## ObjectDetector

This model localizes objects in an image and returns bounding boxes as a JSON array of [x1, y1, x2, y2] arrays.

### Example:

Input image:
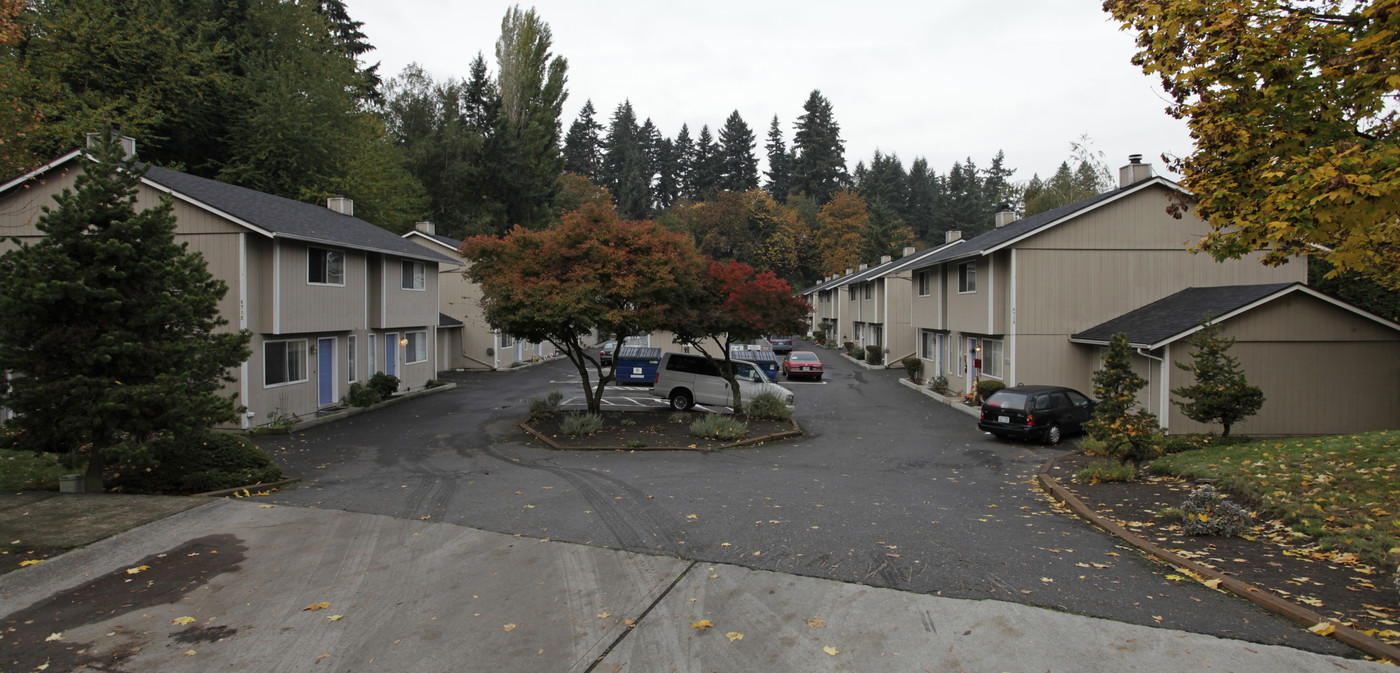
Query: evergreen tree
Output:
[[982, 150, 1015, 217], [653, 137, 680, 211], [672, 123, 694, 201], [861, 150, 910, 222], [790, 90, 847, 204], [689, 124, 722, 199], [905, 158, 939, 243], [0, 135, 252, 491], [764, 115, 791, 203], [562, 99, 603, 179], [1172, 320, 1265, 437], [1085, 333, 1161, 460], [937, 159, 985, 235], [493, 5, 568, 229], [863, 200, 916, 262], [600, 100, 650, 218], [314, 0, 382, 103], [717, 110, 758, 193]]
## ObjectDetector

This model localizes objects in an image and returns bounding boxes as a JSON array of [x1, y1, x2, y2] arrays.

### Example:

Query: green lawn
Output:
[[1151, 430, 1400, 566], [0, 449, 71, 491]]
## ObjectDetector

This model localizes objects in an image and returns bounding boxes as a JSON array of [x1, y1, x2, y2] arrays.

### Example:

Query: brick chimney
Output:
[[415, 221, 435, 235], [327, 195, 354, 216], [945, 230, 962, 244], [1119, 154, 1154, 188]]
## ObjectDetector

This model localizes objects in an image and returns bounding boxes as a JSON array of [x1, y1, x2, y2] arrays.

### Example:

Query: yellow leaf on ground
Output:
[[1309, 622, 1336, 636], [185, 650, 197, 656], [720, 542, 731, 547], [172, 616, 196, 626], [1041, 577, 1054, 583], [597, 612, 610, 619], [19, 559, 43, 567], [1165, 574, 1185, 581], [303, 602, 330, 611], [1204, 579, 1223, 590], [126, 565, 150, 575], [45, 633, 62, 642], [686, 514, 698, 519], [503, 624, 517, 632], [259, 504, 275, 509], [804, 617, 826, 629], [328, 615, 343, 621], [690, 620, 713, 630], [823, 645, 840, 656], [726, 632, 744, 641]]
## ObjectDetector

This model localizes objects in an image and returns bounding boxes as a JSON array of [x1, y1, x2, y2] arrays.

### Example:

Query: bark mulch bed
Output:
[[521, 410, 801, 450], [1045, 451, 1400, 657]]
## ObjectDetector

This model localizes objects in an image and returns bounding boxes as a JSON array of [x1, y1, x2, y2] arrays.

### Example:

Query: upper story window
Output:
[[402, 260, 426, 290], [958, 261, 977, 294], [849, 286, 855, 302], [864, 282, 872, 300], [308, 247, 344, 285], [917, 270, 932, 296]]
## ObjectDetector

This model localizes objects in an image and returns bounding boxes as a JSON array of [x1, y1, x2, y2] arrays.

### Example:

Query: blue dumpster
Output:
[[615, 347, 662, 385], [729, 348, 779, 382]]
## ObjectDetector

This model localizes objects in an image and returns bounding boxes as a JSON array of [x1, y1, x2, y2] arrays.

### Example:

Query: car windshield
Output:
[[790, 353, 818, 362], [985, 391, 1029, 411]]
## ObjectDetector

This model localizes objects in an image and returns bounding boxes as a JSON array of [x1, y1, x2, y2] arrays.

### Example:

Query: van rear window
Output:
[[985, 391, 1028, 411]]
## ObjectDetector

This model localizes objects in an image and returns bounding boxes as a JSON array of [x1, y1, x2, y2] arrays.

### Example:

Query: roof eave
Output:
[[0, 150, 84, 194], [983, 177, 1188, 255]]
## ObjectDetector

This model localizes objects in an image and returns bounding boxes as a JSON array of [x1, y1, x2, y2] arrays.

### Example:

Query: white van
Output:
[[651, 352, 794, 411]]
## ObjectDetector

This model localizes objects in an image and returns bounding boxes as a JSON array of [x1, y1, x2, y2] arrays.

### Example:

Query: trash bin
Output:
[[59, 473, 85, 493]]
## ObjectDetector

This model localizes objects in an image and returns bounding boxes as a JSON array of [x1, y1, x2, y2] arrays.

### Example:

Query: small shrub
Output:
[[746, 392, 792, 421], [976, 379, 1005, 403], [843, 341, 855, 354], [813, 329, 826, 343], [930, 375, 949, 394], [850, 346, 866, 360], [560, 412, 604, 436], [619, 418, 637, 426], [825, 340, 839, 349], [347, 382, 382, 408], [626, 440, 646, 449], [901, 356, 922, 380], [689, 415, 748, 441], [1178, 484, 1253, 537], [110, 431, 282, 495], [865, 346, 884, 365], [529, 391, 564, 420], [368, 372, 400, 399], [1075, 459, 1138, 484], [669, 411, 692, 423], [425, 379, 445, 388]]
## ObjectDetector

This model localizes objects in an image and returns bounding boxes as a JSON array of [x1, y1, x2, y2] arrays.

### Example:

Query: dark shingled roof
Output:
[[910, 177, 1179, 270], [1071, 283, 1298, 347], [438, 312, 464, 328], [142, 166, 458, 266]]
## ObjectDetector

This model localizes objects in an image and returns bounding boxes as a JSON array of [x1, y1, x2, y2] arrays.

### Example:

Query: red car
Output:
[[782, 350, 823, 380]]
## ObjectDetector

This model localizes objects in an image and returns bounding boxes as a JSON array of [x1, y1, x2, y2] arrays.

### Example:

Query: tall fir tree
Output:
[[689, 124, 722, 200], [0, 135, 252, 491], [1085, 333, 1161, 460], [314, 0, 382, 103], [1172, 320, 1265, 437], [790, 90, 847, 205], [905, 157, 940, 243], [653, 137, 680, 211], [672, 123, 694, 201], [600, 100, 650, 219], [764, 115, 791, 203], [717, 110, 758, 193], [493, 5, 568, 229], [562, 99, 603, 180]]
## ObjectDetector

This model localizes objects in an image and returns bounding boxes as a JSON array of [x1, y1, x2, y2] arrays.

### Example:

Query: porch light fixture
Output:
[[400, 337, 408, 347]]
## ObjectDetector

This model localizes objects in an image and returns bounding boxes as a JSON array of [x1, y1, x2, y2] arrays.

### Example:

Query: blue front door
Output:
[[385, 333, 398, 378], [318, 337, 335, 406]]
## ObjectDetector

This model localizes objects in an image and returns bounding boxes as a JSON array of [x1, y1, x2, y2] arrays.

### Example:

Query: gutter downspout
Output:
[[1136, 347, 1169, 431]]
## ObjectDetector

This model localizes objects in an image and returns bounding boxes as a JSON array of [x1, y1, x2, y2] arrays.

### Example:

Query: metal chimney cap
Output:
[[1128, 154, 1143, 165]]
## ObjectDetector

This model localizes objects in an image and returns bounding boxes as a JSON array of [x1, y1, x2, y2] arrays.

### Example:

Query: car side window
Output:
[[1067, 391, 1091, 407], [1049, 392, 1072, 410], [735, 365, 760, 382], [1033, 395, 1053, 411]]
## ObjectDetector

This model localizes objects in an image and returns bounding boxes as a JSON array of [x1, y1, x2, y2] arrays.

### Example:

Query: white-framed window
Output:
[[956, 335, 966, 375], [264, 339, 307, 387], [849, 286, 855, 302], [958, 262, 977, 293], [368, 333, 377, 374], [864, 282, 872, 300], [982, 338, 1004, 379], [402, 260, 426, 290], [405, 330, 428, 364], [347, 335, 358, 382], [921, 330, 937, 359], [499, 332, 515, 348], [917, 270, 931, 296], [308, 247, 345, 285]]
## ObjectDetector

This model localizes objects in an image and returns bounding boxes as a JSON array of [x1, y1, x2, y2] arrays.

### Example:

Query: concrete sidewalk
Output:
[[1, 499, 1388, 672]]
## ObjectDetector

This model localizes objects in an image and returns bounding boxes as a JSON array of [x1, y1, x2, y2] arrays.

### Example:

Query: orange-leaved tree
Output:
[[665, 260, 809, 413], [1105, 0, 1400, 289], [460, 203, 705, 412]]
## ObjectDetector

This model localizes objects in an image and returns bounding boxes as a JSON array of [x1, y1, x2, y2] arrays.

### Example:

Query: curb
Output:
[[519, 417, 803, 451], [896, 377, 980, 417], [1035, 452, 1400, 665], [251, 382, 458, 434], [194, 477, 303, 498], [838, 352, 898, 370]]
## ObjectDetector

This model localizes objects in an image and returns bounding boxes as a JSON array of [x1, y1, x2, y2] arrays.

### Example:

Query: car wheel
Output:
[[669, 389, 694, 411], [1044, 424, 1063, 445]]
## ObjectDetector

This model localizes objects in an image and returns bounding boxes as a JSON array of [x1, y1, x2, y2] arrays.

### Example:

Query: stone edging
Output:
[[518, 417, 803, 451], [1035, 452, 1400, 665], [251, 382, 459, 434]]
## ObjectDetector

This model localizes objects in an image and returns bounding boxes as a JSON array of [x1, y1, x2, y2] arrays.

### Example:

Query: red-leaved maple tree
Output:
[[459, 203, 705, 412]]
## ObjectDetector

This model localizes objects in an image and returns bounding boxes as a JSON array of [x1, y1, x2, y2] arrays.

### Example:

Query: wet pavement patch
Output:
[[0, 534, 245, 672]]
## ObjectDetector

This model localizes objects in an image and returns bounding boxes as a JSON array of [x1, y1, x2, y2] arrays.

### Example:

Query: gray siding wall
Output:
[[275, 241, 369, 335]]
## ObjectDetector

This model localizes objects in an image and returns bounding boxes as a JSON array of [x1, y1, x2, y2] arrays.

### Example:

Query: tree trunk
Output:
[[84, 449, 105, 493]]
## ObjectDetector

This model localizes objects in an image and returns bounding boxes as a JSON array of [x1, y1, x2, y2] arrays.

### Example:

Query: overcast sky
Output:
[[353, 1, 1193, 186]]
